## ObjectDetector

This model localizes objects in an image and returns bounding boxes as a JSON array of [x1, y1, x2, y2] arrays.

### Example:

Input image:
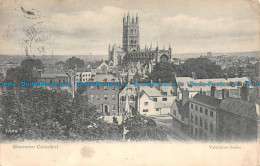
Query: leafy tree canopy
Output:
[[146, 62, 176, 83], [124, 114, 168, 141], [65, 56, 85, 69], [174, 58, 224, 79], [4, 58, 44, 85]]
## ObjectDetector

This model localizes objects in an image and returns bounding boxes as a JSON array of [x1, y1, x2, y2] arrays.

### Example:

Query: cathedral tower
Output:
[[122, 12, 140, 53]]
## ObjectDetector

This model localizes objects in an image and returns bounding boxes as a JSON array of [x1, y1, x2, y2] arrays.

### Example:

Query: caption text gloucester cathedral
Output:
[[108, 12, 172, 76]]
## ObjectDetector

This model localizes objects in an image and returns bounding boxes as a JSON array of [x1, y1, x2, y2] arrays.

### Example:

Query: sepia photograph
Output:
[[0, 0, 259, 165]]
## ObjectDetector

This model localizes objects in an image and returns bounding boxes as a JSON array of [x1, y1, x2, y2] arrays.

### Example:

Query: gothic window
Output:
[[160, 55, 169, 62], [131, 29, 133, 34], [130, 95, 134, 101]]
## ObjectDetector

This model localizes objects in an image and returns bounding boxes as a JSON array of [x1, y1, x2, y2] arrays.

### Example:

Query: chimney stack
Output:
[[211, 86, 216, 98], [222, 89, 229, 100], [224, 73, 228, 80], [240, 83, 248, 101], [191, 72, 196, 79], [182, 89, 189, 106]]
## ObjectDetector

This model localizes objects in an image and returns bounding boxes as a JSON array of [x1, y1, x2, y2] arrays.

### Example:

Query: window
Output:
[[104, 94, 107, 100], [130, 95, 134, 101], [90, 94, 94, 101], [204, 133, 208, 140], [191, 113, 193, 123], [210, 122, 213, 133], [195, 105, 198, 111], [143, 109, 148, 112], [144, 102, 148, 106], [96, 95, 99, 100], [205, 109, 208, 115], [173, 110, 176, 115], [83, 79, 85, 81], [200, 117, 203, 127], [156, 108, 160, 111], [200, 107, 203, 113], [191, 103, 193, 109], [195, 116, 198, 125], [162, 92, 167, 95], [104, 86, 107, 90], [210, 111, 213, 118], [191, 126, 193, 134], [205, 120, 208, 130], [153, 98, 157, 102], [97, 86, 99, 90], [112, 94, 115, 100], [112, 86, 115, 90], [121, 96, 125, 101], [195, 128, 198, 137], [162, 98, 167, 101], [112, 104, 115, 110]]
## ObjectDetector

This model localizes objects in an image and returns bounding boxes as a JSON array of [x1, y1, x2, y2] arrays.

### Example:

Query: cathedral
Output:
[[108, 12, 172, 76]]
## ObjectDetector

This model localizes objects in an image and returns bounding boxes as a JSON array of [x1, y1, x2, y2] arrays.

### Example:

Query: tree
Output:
[[65, 56, 85, 69], [175, 58, 224, 79], [146, 62, 176, 83], [4, 58, 44, 86], [123, 114, 168, 141], [0, 88, 122, 141], [55, 61, 65, 66]]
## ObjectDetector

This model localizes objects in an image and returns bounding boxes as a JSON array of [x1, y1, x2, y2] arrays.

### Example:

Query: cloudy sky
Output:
[[0, 0, 259, 56]]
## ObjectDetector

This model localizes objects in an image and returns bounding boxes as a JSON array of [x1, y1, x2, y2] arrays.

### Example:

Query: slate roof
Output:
[[91, 73, 118, 82], [139, 86, 162, 97], [193, 93, 222, 107], [41, 73, 68, 78], [219, 97, 257, 120], [91, 61, 104, 69]]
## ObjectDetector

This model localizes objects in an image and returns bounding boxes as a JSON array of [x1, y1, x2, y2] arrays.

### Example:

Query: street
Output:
[[152, 115, 191, 141]]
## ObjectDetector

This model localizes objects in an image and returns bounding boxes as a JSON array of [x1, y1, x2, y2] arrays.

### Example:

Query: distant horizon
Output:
[[0, 50, 259, 57]]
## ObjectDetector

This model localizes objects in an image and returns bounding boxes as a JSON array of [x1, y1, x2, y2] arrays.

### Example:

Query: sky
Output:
[[0, 0, 259, 56]]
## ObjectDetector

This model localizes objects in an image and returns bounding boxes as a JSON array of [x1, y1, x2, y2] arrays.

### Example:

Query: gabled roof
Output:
[[91, 61, 103, 69], [219, 97, 257, 120], [174, 100, 189, 118], [91, 61, 109, 69], [193, 93, 222, 107], [139, 86, 162, 97], [77, 67, 91, 72], [91, 73, 118, 82]]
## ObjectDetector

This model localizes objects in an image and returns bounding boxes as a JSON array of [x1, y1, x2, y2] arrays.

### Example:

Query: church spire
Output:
[[136, 12, 139, 24], [123, 14, 126, 24], [127, 11, 130, 22]]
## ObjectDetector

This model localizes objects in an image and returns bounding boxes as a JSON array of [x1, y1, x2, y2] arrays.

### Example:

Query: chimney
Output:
[[182, 89, 189, 106], [224, 73, 228, 80], [235, 72, 239, 78], [211, 86, 216, 98], [158, 78, 161, 91], [191, 72, 196, 79], [240, 83, 248, 101], [222, 89, 229, 100]]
